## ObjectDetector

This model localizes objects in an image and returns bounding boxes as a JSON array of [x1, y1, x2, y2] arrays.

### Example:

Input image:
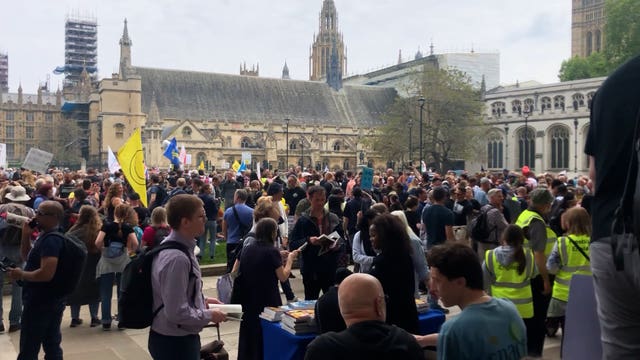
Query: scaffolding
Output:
[[62, 15, 98, 89], [0, 52, 8, 92]]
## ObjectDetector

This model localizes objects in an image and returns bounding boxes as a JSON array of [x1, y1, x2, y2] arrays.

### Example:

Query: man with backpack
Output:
[[147, 175, 167, 211], [8, 201, 70, 360], [222, 189, 253, 272], [472, 188, 509, 261], [148, 194, 227, 360]]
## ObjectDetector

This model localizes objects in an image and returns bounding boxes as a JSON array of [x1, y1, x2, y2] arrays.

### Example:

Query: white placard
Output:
[[22, 148, 54, 174], [0, 143, 6, 168], [241, 151, 251, 165], [186, 154, 192, 165]]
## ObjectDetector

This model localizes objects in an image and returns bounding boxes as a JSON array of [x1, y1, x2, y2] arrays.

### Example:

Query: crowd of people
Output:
[[0, 160, 606, 359]]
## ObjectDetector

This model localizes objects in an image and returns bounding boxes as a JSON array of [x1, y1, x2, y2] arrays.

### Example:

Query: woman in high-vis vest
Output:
[[545, 206, 591, 337], [483, 225, 537, 351]]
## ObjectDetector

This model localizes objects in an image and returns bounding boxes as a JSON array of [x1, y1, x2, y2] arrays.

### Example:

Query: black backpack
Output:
[[150, 226, 171, 249], [118, 241, 194, 329], [149, 185, 168, 211], [469, 207, 496, 243], [48, 231, 88, 297]]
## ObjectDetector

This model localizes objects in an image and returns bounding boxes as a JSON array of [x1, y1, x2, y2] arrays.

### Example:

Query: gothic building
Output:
[[572, 0, 606, 57], [309, 0, 346, 88]]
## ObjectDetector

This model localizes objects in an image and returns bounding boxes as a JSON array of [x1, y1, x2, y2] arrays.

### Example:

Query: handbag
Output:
[[105, 241, 125, 258], [200, 324, 229, 360], [216, 273, 234, 304]]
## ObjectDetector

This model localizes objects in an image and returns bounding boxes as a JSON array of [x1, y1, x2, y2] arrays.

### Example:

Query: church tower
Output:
[[571, 0, 606, 57], [309, 0, 346, 82], [119, 18, 134, 79]]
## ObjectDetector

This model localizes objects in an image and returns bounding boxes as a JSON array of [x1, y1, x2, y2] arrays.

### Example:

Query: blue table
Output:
[[261, 310, 446, 360]]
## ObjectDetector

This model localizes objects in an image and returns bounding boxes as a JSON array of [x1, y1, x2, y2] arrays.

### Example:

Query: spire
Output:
[[415, 47, 423, 60], [119, 18, 134, 79], [147, 92, 162, 125], [120, 18, 132, 46], [398, 49, 402, 65], [17, 83, 23, 105], [429, 40, 435, 56], [327, 40, 342, 91], [480, 74, 486, 98], [310, 0, 344, 81], [319, 0, 338, 32], [282, 61, 290, 80]]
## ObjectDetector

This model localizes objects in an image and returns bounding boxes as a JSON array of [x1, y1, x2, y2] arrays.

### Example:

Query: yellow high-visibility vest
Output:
[[486, 248, 535, 318], [552, 234, 591, 302], [515, 209, 556, 258]]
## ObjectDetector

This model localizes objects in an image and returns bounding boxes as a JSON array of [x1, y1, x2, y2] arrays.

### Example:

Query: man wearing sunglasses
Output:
[[8, 201, 66, 360]]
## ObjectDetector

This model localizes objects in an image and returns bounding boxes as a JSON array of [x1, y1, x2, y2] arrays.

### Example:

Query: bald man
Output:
[[305, 273, 424, 360]]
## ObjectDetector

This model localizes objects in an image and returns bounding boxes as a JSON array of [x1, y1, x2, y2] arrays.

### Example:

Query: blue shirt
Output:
[[223, 203, 254, 244], [437, 298, 527, 360]]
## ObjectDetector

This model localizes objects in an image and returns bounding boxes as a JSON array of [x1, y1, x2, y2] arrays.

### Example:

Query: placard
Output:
[[242, 151, 252, 165], [361, 167, 374, 190], [22, 148, 54, 174]]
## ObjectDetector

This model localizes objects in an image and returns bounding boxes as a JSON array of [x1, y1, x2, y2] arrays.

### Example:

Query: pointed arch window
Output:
[[553, 96, 565, 111], [587, 92, 595, 110], [196, 152, 207, 166], [511, 100, 522, 114], [541, 97, 552, 111], [182, 126, 192, 139], [586, 32, 593, 56], [524, 98, 534, 113], [491, 102, 506, 116], [289, 140, 298, 150], [114, 123, 125, 139], [333, 141, 341, 151], [487, 133, 504, 169], [572, 93, 585, 110], [343, 159, 350, 170], [240, 137, 252, 148], [550, 126, 570, 169], [518, 128, 535, 168]]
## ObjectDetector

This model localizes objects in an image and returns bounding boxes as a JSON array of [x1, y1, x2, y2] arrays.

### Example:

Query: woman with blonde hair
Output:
[[67, 206, 103, 327], [95, 203, 138, 330], [101, 181, 124, 221], [390, 210, 429, 299], [141, 207, 170, 250]]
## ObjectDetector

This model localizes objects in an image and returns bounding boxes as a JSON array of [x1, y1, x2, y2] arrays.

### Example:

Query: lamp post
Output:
[[504, 123, 509, 170], [300, 138, 304, 170], [523, 109, 531, 167], [408, 118, 413, 166], [574, 118, 579, 173], [285, 118, 290, 171], [418, 97, 425, 169]]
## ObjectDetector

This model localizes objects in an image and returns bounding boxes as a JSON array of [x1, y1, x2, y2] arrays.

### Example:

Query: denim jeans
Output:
[[99, 272, 121, 325], [148, 330, 201, 360], [280, 278, 296, 301], [198, 220, 217, 258], [70, 302, 100, 321], [18, 300, 65, 360], [0, 271, 22, 325]]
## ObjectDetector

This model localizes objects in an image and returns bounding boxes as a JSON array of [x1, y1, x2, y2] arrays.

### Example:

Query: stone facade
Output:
[[572, 0, 606, 57], [480, 77, 604, 174], [309, 0, 346, 84]]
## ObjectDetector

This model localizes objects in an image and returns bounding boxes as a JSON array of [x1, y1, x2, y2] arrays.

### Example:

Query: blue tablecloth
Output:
[[261, 310, 446, 360]]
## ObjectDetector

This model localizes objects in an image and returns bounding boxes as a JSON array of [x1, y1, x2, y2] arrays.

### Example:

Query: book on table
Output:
[[281, 309, 315, 328], [415, 298, 429, 314], [281, 322, 317, 335], [317, 231, 341, 256]]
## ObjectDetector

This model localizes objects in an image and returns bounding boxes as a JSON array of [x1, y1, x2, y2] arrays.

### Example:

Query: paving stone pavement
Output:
[[1, 269, 561, 360]]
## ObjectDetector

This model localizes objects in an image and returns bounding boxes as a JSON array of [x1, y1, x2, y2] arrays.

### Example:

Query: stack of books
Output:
[[259, 306, 288, 322], [415, 298, 429, 314], [286, 300, 316, 310], [281, 309, 317, 335]]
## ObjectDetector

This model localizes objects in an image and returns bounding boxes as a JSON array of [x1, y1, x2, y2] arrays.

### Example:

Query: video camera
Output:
[[0, 256, 16, 272]]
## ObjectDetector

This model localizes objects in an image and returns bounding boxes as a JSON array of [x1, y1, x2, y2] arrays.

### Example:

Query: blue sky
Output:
[[0, 0, 571, 93]]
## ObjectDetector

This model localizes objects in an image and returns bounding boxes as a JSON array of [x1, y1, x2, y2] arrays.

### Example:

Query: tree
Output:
[[372, 67, 485, 172], [559, 0, 640, 81]]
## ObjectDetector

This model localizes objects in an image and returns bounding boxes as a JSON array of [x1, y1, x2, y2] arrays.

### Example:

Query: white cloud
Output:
[[0, 0, 571, 93]]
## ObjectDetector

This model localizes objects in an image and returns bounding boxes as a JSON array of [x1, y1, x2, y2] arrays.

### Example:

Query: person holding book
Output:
[[236, 217, 299, 360], [305, 273, 424, 360]]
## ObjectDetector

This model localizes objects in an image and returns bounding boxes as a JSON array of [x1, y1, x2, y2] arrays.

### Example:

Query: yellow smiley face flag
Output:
[[117, 128, 148, 207]]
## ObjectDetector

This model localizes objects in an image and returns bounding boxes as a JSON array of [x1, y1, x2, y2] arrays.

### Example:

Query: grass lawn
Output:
[[198, 240, 228, 265]]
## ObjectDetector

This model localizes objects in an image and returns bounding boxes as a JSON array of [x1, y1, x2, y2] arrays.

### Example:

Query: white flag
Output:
[[256, 161, 261, 180], [108, 146, 121, 174]]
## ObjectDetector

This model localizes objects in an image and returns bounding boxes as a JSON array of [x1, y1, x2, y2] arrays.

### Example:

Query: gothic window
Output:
[[333, 141, 341, 151], [114, 123, 125, 139], [511, 100, 522, 114], [549, 126, 570, 169], [26, 113, 34, 121], [45, 113, 53, 122], [289, 140, 297, 150], [240, 137, 251, 148], [586, 32, 593, 56], [518, 127, 535, 168], [278, 158, 285, 170], [595, 30, 602, 52], [541, 97, 552, 111], [524, 98, 534, 112], [182, 126, 192, 138], [343, 159, 350, 170], [26, 126, 34, 139], [6, 144, 14, 158], [553, 95, 565, 111], [5, 111, 14, 121], [196, 152, 206, 166], [491, 102, 506, 116], [6, 126, 14, 139], [587, 92, 595, 109], [487, 133, 504, 169], [572, 93, 585, 110]]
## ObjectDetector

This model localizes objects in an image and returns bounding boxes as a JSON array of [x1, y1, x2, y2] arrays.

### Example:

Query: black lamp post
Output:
[[418, 97, 425, 169], [504, 123, 509, 169], [408, 118, 413, 166], [285, 118, 290, 171], [574, 118, 579, 173], [300, 138, 304, 170]]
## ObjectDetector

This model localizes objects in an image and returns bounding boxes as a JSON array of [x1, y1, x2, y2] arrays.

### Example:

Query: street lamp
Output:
[[504, 123, 509, 170], [285, 118, 290, 171], [300, 137, 304, 170], [574, 118, 579, 173], [408, 118, 413, 166], [523, 109, 532, 167], [418, 97, 425, 170]]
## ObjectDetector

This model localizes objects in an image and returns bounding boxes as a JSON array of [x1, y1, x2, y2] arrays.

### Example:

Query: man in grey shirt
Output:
[[149, 194, 227, 360]]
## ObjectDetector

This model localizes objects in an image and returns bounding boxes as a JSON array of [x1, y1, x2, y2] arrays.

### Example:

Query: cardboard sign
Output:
[[361, 167, 374, 190], [23, 148, 54, 174], [0, 143, 6, 168], [242, 151, 252, 165]]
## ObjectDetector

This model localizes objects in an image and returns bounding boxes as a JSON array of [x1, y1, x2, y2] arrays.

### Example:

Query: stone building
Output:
[[0, 86, 66, 166], [481, 77, 604, 174], [572, 0, 606, 57], [309, 0, 346, 86], [85, 20, 396, 171]]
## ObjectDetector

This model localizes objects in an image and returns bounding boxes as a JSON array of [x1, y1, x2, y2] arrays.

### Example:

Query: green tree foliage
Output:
[[372, 67, 485, 172], [559, 0, 640, 81]]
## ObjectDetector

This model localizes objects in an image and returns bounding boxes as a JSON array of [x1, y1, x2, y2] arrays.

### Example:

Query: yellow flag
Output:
[[116, 128, 148, 207], [232, 160, 240, 172], [199, 161, 205, 170]]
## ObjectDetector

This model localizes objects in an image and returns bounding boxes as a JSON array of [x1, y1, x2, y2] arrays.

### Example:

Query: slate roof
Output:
[[134, 67, 397, 127]]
